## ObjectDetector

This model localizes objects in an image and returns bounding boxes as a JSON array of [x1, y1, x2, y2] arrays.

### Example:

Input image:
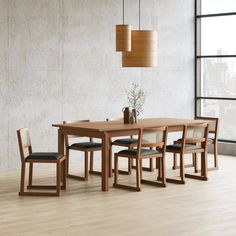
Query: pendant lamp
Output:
[[122, 0, 157, 67], [116, 0, 131, 52]]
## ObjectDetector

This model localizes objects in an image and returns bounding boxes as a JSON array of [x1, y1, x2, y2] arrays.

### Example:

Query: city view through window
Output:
[[196, 0, 236, 141]]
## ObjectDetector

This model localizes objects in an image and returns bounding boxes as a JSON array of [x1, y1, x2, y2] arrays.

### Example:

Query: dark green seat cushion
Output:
[[208, 138, 215, 142], [70, 142, 102, 149], [118, 149, 160, 156], [166, 144, 199, 151], [26, 152, 63, 160], [113, 138, 138, 145]]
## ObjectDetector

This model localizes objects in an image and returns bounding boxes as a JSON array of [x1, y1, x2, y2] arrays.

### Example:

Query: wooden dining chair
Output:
[[106, 118, 155, 177], [64, 120, 102, 180], [106, 118, 138, 176], [195, 117, 219, 171], [166, 123, 209, 184], [113, 126, 168, 191], [17, 128, 66, 196], [172, 117, 219, 172]]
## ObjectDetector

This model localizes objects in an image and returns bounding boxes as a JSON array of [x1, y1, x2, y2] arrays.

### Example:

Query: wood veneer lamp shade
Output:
[[122, 30, 157, 67], [116, 25, 131, 52]]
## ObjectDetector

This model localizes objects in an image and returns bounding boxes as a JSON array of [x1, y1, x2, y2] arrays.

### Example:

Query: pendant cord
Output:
[[123, 0, 125, 24], [139, 0, 141, 30]]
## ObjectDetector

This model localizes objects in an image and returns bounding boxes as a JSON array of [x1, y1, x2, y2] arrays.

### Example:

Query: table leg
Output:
[[102, 132, 109, 191], [58, 129, 65, 155], [201, 151, 208, 180]]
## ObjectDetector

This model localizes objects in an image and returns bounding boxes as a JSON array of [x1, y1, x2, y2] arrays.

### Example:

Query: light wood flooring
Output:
[[0, 154, 236, 236]]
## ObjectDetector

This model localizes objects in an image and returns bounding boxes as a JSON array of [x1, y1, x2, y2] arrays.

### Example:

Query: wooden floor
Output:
[[0, 154, 236, 236]]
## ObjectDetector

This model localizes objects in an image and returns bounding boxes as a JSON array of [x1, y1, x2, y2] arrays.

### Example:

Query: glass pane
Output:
[[198, 58, 236, 98], [201, 0, 236, 15], [200, 99, 236, 140], [201, 15, 236, 55]]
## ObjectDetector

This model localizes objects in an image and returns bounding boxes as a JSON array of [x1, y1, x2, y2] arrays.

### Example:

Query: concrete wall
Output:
[[0, 0, 195, 171]]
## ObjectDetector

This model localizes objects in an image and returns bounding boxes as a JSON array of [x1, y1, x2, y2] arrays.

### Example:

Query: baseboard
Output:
[[208, 142, 236, 156]]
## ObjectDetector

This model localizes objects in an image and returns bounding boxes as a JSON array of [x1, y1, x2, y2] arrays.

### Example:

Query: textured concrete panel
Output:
[[0, 0, 9, 171], [8, 0, 62, 70], [0, 68, 8, 171], [0, 0, 196, 170], [8, 70, 62, 170]]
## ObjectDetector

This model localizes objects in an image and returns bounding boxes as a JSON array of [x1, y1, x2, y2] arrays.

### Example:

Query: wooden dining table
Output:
[[53, 117, 205, 191]]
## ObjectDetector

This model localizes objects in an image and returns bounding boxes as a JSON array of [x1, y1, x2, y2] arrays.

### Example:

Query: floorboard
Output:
[[0, 154, 236, 236]]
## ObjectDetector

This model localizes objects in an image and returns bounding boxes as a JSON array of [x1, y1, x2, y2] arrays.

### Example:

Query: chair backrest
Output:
[[182, 123, 209, 148], [63, 120, 90, 147], [195, 116, 219, 138], [136, 126, 168, 156], [17, 128, 32, 162]]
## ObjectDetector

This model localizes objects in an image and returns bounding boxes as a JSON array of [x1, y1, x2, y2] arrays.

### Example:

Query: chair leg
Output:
[[114, 154, 118, 185], [113, 157, 141, 192], [131, 156, 153, 172], [136, 159, 141, 191], [214, 142, 219, 169], [67, 150, 90, 180], [56, 161, 61, 196], [185, 151, 208, 181], [62, 159, 66, 190], [157, 158, 161, 180], [201, 152, 208, 179], [112, 158, 133, 176], [155, 157, 166, 186], [28, 162, 33, 189], [192, 154, 195, 166], [19, 163, 26, 195], [172, 153, 177, 169], [147, 147, 154, 172], [161, 157, 166, 186], [140, 159, 143, 180], [88, 151, 103, 176], [194, 153, 198, 173], [89, 151, 94, 173], [19, 160, 65, 197], [141, 157, 166, 188], [128, 158, 132, 175], [172, 153, 195, 170], [180, 154, 185, 183], [166, 152, 185, 184], [109, 146, 113, 177], [156, 157, 159, 169], [66, 148, 69, 176], [84, 151, 89, 181], [131, 158, 135, 168], [127, 145, 133, 175], [149, 158, 153, 171]]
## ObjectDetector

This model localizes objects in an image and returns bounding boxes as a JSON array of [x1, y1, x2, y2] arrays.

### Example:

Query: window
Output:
[[195, 0, 236, 142]]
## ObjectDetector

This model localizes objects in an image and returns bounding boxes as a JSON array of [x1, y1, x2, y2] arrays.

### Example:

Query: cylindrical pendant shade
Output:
[[122, 30, 157, 67], [116, 25, 131, 52]]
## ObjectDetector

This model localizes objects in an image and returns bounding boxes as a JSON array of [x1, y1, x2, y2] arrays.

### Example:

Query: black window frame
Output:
[[194, 0, 236, 143]]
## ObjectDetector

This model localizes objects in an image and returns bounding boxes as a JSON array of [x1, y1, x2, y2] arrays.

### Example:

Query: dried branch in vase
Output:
[[126, 83, 146, 115]]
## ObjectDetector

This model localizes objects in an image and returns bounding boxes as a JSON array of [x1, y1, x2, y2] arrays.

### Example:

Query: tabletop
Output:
[[52, 117, 205, 132]]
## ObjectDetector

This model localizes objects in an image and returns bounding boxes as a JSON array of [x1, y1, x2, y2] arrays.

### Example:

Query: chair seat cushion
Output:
[[166, 144, 200, 151], [118, 149, 160, 156], [70, 142, 102, 149], [26, 152, 63, 160], [113, 138, 138, 145]]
